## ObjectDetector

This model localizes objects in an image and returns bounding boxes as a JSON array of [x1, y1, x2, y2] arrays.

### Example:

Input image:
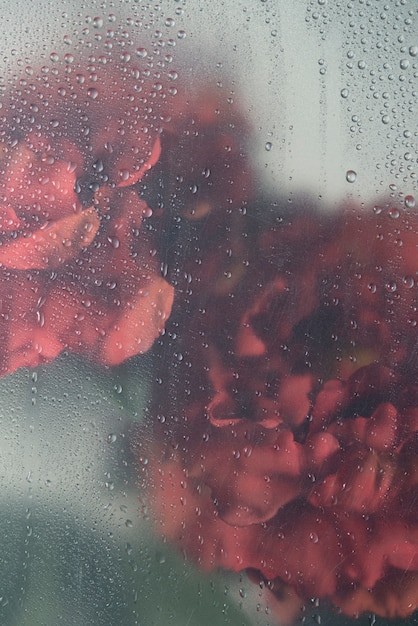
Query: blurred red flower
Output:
[[140, 203, 418, 622], [0, 66, 174, 375]]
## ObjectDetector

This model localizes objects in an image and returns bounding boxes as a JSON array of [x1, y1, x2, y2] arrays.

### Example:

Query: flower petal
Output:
[[116, 136, 161, 188], [0, 207, 100, 270], [100, 274, 174, 365]]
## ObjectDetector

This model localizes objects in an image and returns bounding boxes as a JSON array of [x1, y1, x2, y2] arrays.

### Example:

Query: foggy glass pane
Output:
[[0, 2, 418, 625]]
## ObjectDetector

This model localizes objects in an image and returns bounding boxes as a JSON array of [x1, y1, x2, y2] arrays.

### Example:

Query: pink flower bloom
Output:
[[0, 67, 174, 375], [140, 202, 418, 621]]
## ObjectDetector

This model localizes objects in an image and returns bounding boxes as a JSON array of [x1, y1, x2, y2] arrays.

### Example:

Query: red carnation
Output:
[[0, 66, 174, 375], [139, 202, 418, 623]]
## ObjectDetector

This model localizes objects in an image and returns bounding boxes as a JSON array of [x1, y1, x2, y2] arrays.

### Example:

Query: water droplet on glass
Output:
[[405, 195, 416, 208], [87, 87, 99, 100], [385, 281, 397, 293], [346, 170, 357, 183], [136, 47, 147, 58], [409, 45, 418, 57], [403, 276, 415, 289], [93, 16, 104, 29], [340, 88, 349, 98], [49, 52, 59, 63], [368, 614, 376, 626], [400, 59, 410, 70], [142, 206, 153, 218], [265, 141, 272, 151]]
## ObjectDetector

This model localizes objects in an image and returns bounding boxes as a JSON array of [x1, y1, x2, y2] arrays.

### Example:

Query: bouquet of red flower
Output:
[[4, 50, 418, 625]]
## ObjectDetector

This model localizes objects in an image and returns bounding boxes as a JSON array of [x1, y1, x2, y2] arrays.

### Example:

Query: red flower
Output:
[[0, 67, 174, 375], [139, 203, 418, 622]]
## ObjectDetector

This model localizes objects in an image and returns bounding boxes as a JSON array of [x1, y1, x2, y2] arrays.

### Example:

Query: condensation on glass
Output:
[[0, 1, 418, 625]]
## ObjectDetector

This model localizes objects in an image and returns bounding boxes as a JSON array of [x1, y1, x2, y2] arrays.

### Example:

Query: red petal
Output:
[[100, 274, 174, 365], [116, 136, 161, 188], [0, 207, 99, 270], [0, 205, 23, 231]]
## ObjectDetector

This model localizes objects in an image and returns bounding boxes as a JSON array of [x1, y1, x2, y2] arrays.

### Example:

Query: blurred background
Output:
[[2, 0, 418, 207]]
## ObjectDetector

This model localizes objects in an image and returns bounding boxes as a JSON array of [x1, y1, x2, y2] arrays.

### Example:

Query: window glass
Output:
[[1, 2, 418, 625]]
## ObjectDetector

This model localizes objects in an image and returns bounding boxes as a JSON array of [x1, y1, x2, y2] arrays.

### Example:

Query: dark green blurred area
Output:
[[0, 500, 257, 626], [0, 355, 255, 626]]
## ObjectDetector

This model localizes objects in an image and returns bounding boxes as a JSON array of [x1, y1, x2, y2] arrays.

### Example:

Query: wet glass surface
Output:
[[1, 1, 418, 625]]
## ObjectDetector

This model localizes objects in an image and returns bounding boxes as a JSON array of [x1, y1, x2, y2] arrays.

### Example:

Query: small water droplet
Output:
[[388, 207, 400, 219], [87, 87, 99, 100], [136, 47, 147, 58], [402, 275, 415, 289], [125, 519, 133, 528], [265, 141, 272, 151], [340, 88, 349, 98], [142, 206, 153, 218], [385, 281, 397, 293], [409, 45, 418, 57], [107, 235, 120, 250], [405, 195, 415, 208], [107, 433, 117, 443], [346, 169, 357, 183], [93, 16, 104, 29]]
